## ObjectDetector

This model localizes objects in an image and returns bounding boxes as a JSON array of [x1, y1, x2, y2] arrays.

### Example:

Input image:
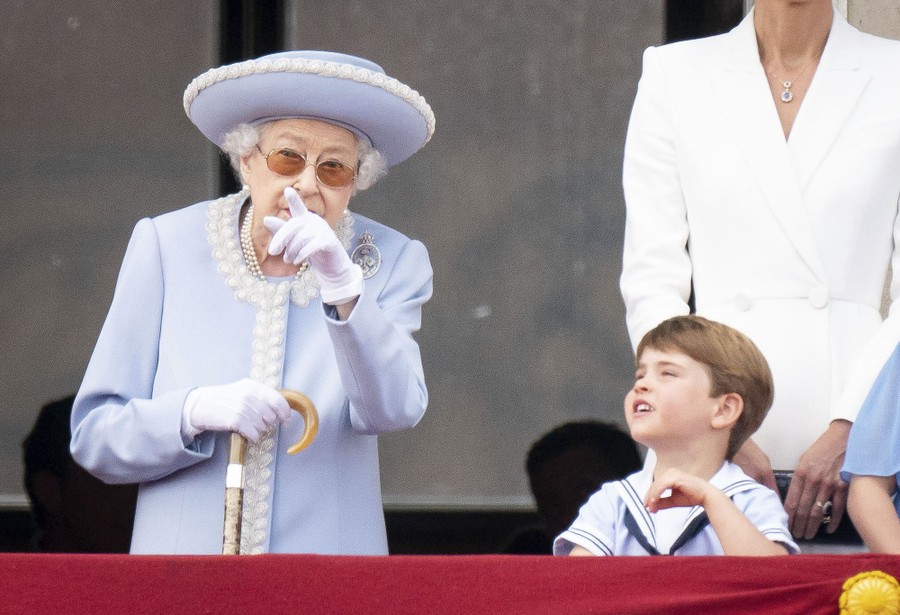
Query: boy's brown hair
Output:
[[636, 315, 774, 460]]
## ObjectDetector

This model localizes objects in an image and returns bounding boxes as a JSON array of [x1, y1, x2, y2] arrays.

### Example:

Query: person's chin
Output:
[[627, 426, 655, 450]]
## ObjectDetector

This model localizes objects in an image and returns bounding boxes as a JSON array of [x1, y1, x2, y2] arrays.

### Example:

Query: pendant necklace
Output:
[[768, 53, 819, 104]]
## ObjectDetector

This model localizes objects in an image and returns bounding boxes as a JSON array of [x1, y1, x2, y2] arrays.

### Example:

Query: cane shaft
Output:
[[220, 391, 317, 555], [222, 433, 247, 555]]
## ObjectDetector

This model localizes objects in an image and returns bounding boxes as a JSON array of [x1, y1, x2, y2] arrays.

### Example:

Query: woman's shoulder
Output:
[[150, 199, 215, 228], [126, 199, 220, 246], [857, 30, 900, 70], [349, 212, 428, 255], [348, 213, 432, 286], [119, 199, 220, 261], [657, 30, 732, 54], [350, 212, 409, 240], [639, 30, 734, 79]]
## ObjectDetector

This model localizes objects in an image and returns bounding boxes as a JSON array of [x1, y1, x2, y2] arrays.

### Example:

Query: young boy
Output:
[[555, 315, 799, 556]]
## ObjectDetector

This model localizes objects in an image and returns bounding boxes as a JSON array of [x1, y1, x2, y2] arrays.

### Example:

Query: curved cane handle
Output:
[[279, 389, 319, 454]]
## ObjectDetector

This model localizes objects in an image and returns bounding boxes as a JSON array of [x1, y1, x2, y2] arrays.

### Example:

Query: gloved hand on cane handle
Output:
[[264, 187, 364, 306], [182, 378, 292, 442]]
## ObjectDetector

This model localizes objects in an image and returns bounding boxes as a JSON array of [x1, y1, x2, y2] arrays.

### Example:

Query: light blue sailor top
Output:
[[554, 461, 799, 556]]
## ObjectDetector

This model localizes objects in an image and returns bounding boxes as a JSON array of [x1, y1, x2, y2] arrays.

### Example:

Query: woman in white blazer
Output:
[[620, 0, 900, 540], [70, 51, 436, 554]]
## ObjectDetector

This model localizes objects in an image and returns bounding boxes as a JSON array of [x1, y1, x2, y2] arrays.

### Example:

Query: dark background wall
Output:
[[287, 1, 661, 510], [0, 1, 220, 508], [0, 0, 742, 551]]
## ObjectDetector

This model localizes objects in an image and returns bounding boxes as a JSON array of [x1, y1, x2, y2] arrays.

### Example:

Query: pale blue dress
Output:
[[841, 343, 900, 517], [70, 191, 432, 554]]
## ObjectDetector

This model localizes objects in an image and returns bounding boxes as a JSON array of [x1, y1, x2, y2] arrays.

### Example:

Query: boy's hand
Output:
[[644, 468, 719, 512], [647, 469, 792, 556]]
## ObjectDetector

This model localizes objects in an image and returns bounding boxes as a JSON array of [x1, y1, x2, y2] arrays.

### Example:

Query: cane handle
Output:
[[280, 389, 319, 454]]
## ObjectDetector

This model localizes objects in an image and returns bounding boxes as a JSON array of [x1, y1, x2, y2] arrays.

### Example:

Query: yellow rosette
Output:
[[840, 571, 900, 615]]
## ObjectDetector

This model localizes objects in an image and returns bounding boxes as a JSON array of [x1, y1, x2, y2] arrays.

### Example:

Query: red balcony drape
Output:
[[3, 553, 898, 614]]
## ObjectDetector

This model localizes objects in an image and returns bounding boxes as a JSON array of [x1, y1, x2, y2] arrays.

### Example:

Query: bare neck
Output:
[[754, 1, 833, 67], [653, 444, 728, 483]]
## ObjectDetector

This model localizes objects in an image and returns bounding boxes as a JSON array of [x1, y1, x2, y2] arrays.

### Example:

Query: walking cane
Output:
[[222, 389, 319, 555]]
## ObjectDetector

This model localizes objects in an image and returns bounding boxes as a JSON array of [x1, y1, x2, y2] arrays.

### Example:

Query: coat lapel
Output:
[[710, 10, 828, 280], [788, 12, 871, 195]]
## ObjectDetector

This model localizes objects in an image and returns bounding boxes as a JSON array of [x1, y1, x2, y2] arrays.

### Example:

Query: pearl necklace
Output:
[[240, 202, 306, 281]]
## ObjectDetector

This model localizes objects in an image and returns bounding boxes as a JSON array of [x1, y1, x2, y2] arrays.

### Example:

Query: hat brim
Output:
[[184, 52, 434, 167]]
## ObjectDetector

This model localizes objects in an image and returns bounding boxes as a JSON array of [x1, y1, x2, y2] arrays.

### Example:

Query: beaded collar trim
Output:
[[206, 190, 354, 553], [206, 189, 354, 309]]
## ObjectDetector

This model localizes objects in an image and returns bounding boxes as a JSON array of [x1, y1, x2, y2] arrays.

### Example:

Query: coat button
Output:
[[734, 293, 752, 311], [808, 287, 829, 309]]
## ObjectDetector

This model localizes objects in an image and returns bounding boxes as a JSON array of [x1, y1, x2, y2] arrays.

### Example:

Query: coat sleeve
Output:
[[834, 199, 900, 423], [620, 46, 693, 351], [324, 237, 433, 434], [70, 218, 213, 484]]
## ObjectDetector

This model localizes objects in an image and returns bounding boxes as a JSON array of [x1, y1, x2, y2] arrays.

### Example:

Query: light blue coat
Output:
[[71, 192, 432, 554]]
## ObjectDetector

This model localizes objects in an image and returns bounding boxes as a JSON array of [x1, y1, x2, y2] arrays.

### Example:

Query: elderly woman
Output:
[[70, 50, 435, 555]]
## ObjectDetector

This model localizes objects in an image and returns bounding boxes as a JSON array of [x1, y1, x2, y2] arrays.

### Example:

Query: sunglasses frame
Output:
[[256, 145, 356, 188]]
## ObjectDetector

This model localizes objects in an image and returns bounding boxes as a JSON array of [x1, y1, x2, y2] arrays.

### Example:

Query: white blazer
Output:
[[620, 9, 900, 470]]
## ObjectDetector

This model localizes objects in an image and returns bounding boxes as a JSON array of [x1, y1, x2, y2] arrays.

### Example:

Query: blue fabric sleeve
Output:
[[842, 343, 900, 492], [70, 218, 213, 484], [325, 238, 432, 434]]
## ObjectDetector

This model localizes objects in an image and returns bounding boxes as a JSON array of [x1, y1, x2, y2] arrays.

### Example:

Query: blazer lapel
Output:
[[711, 10, 826, 280], [788, 12, 872, 195]]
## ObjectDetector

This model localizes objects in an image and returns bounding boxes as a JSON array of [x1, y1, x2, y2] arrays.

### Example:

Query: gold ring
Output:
[[817, 500, 833, 525]]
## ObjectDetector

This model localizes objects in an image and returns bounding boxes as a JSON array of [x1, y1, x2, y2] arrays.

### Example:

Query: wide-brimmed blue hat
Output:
[[183, 50, 435, 167]]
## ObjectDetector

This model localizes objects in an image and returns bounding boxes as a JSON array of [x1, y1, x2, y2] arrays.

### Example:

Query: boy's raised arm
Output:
[[645, 468, 789, 556]]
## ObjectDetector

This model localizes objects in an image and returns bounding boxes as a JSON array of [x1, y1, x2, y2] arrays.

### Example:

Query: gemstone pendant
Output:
[[780, 80, 793, 103]]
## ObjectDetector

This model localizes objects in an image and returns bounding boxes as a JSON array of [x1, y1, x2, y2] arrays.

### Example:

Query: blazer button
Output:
[[734, 293, 752, 311], [808, 287, 829, 309]]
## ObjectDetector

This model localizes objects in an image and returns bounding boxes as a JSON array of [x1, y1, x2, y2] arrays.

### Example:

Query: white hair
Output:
[[220, 122, 387, 192], [354, 138, 387, 191]]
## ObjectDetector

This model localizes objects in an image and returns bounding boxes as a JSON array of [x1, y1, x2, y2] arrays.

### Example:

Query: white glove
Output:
[[182, 378, 292, 442], [264, 187, 364, 305]]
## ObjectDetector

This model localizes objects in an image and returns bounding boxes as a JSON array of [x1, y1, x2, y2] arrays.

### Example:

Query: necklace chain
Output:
[[765, 53, 820, 104], [240, 202, 305, 281]]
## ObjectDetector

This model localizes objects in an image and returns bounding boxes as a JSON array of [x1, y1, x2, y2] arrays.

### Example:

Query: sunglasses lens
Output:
[[316, 160, 355, 188], [264, 148, 355, 187], [267, 149, 306, 176]]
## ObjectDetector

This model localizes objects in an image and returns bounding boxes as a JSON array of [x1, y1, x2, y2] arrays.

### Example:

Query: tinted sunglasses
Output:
[[256, 145, 356, 188]]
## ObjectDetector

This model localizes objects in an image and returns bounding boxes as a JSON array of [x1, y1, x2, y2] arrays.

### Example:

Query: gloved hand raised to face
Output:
[[182, 378, 292, 442], [264, 187, 364, 306]]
